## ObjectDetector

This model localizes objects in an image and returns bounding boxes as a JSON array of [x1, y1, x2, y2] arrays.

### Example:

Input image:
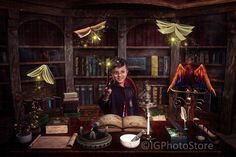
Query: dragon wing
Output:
[[194, 64, 216, 96], [167, 64, 186, 92]]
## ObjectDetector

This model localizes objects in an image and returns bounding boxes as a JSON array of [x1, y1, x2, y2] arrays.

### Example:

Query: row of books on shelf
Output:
[[74, 84, 169, 106], [148, 85, 169, 105], [75, 84, 94, 105], [74, 56, 106, 76], [150, 56, 170, 76], [74, 55, 170, 76], [0, 48, 7, 63], [185, 49, 226, 64], [19, 48, 64, 62], [23, 96, 62, 114]]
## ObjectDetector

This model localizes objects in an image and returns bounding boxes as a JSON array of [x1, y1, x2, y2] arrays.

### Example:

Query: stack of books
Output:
[[45, 117, 69, 134], [63, 92, 79, 102], [63, 92, 79, 113], [165, 127, 188, 143]]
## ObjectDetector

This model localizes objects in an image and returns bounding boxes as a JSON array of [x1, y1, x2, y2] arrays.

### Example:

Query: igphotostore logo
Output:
[[141, 141, 214, 150]]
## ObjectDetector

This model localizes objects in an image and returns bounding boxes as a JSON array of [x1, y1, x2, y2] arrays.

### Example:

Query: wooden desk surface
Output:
[[4, 118, 224, 157]]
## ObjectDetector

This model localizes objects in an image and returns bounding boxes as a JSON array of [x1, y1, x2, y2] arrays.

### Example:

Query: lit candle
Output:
[[147, 112, 150, 135]]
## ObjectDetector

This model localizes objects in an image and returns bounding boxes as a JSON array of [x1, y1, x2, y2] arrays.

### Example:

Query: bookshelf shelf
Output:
[[191, 63, 225, 67], [74, 76, 107, 79], [19, 45, 64, 48], [18, 19, 66, 98], [73, 46, 117, 49], [127, 46, 170, 49], [0, 63, 9, 66], [21, 76, 65, 83], [180, 46, 227, 49], [19, 61, 65, 65], [73, 25, 118, 109], [205, 64, 225, 67], [178, 14, 228, 124], [210, 78, 224, 83], [130, 75, 169, 79]]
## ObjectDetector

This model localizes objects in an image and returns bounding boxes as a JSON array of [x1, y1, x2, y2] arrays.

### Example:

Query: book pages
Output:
[[123, 116, 147, 129]]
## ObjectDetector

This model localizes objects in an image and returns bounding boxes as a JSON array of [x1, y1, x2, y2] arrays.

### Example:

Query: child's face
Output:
[[111, 65, 128, 85]]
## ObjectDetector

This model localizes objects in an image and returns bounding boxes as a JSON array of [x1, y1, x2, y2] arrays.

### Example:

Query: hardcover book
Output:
[[97, 114, 147, 133], [45, 117, 69, 134], [165, 127, 188, 143], [151, 55, 158, 76]]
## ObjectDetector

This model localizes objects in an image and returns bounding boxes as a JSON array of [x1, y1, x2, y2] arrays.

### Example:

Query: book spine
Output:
[[75, 56, 79, 76], [204, 51, 209, 64], [163, 56, 170, 76], [199, 51, 205, 64], [151, 56, 158, 76], [221, 50, 226, 64], [151, 85, 158, 105], [98, 84, 106, 98], [158, 56, 164, 76], [92, 57, 97, 76], [101, 56, 105, 76], [146, 57, 151, 75], [80, 85, 86, 105], [159, 86, 163, 105], [88, 85, 93, 104], [85, 56, 89, 76]]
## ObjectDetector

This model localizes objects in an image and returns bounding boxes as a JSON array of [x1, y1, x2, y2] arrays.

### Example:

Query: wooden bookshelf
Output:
[[0, 9, 13, 116], [19, 45, 64, 48], [73, 46, 117, 49], [19, 61, 65, 65], [127, 46, 170, 49], [18, 19, 66, 99], [73, 24, 118, 109], [178, 14, 228, 130]]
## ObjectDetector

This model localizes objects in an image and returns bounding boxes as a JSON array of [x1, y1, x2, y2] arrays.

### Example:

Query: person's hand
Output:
[[103, 87, 112, 101]]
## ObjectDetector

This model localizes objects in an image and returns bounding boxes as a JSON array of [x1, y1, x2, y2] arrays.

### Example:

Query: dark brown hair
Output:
[[110, 57, 127, 70]]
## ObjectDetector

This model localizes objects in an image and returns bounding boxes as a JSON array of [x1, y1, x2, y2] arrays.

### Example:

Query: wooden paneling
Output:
[[220, 11, 236, 134], [19, 20, 64, 46], [64, 17, 74, 92], [127, 23, 168, 46]]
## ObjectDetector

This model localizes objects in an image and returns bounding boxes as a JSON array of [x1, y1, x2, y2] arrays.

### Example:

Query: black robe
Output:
[[98, 77, 139, 117]]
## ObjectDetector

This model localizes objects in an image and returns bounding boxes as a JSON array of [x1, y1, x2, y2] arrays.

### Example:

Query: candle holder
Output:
[[140, 102, 157, 142]]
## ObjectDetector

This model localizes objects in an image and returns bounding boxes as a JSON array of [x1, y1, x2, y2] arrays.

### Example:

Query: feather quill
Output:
[[180, 106, 187, 122]]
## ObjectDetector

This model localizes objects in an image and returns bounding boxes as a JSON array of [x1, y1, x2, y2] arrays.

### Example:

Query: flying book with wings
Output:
[[167, 63, 216, 96], [74, 21, 106, 38]]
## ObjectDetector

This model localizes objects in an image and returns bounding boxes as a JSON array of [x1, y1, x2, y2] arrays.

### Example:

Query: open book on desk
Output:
[[97, 114, 147, 132]]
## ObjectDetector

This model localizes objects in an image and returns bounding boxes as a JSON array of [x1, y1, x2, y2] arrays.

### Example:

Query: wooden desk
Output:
[[4, 118, 225, 157]]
